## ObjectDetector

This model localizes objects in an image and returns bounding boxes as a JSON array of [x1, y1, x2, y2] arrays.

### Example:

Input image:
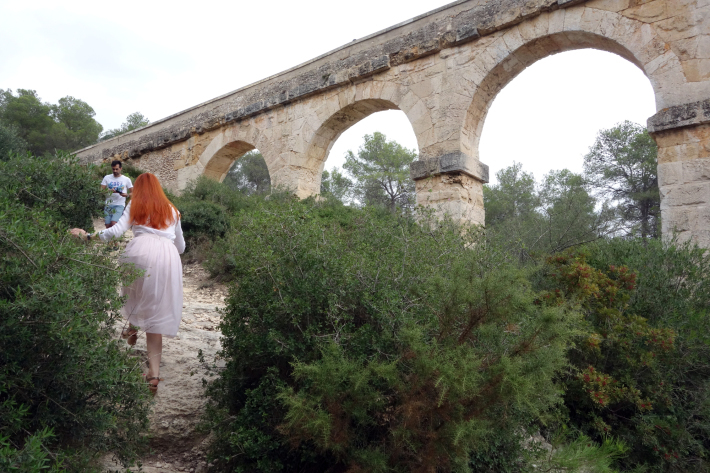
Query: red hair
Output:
[[129, 173, 179, 230]]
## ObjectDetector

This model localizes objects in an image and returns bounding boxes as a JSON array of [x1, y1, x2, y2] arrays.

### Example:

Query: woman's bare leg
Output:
[[146, 333, 163, 388]]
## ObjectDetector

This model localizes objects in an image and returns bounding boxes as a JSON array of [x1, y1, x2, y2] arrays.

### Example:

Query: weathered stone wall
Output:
[[76, 0, 710, 246]]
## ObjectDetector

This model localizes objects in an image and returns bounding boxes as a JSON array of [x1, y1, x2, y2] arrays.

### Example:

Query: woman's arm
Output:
[[173, 216, 186, 254]]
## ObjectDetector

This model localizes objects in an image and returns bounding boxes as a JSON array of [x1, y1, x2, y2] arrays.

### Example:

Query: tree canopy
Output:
[[320, 167, 353, 203], [100, 112, 150, 141], [0, 122, 27, 160], [223, 150, 271, 195], [484, 163, 616, 260], [0, 89, 103, 155], [584, 121, 660, 240], [343, 132, 417, 211]]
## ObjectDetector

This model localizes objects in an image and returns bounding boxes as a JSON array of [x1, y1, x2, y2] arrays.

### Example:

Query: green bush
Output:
[[180, 176, 268, 215], [202, 195, 621, 472], [542, 240, 710, 472], [0, 151, 105, 229], [175, 198, 229, 243], [0, 123, 27, 160], [173, 176, 290, 260], [585, 237, 710, 327], [0, 155, 152, 472], [0, 429, 63, 473]]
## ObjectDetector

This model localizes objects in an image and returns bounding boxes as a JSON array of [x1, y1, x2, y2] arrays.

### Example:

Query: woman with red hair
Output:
[[71, 172, 185, 395]]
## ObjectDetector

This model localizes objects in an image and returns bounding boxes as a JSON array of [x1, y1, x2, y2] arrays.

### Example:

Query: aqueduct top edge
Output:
[[75, 0, 596, 163]]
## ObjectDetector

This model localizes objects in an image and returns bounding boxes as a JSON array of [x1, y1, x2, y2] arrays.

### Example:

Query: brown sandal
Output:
[[121, 326, 139, 346], [146, 377, 163, 396]]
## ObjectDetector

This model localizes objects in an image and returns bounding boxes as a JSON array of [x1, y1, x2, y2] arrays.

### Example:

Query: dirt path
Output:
[[101, 226, 229, 473]]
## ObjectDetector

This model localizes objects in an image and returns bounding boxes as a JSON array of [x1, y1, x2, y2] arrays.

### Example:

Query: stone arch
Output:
[[302, 83, 427, 193], [203, 140, 256, 182], [460, 8, 685, 162], [195, 123, 273, 186], [305, 98, 400, 173]]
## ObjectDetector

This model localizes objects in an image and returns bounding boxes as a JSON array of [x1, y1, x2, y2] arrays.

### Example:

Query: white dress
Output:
[[97, 203, 186, 337]]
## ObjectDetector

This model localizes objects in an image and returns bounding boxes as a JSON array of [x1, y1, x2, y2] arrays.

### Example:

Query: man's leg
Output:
[[106, 205, 124, 229], [104, 206, 113, 229]]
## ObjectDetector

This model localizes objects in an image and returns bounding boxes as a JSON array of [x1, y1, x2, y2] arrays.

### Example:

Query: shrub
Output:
[[174, 176, 291, 260], [0, 123, 27, 160], [0, 151, 105, 229], [180, 176, 268, 215], [202, 196, 620, 472], [174, 198, 229, 243], [0, 155, 152, 472], [543, 241, 710, 472]]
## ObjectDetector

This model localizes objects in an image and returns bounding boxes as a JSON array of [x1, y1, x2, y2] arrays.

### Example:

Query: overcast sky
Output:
[[1, 0, 656, 185]]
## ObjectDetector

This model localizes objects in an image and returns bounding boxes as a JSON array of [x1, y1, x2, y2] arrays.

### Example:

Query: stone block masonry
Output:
[[76, 0, 710, 247]]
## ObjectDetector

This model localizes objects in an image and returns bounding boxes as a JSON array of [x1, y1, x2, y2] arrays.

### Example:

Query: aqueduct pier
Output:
[[76, 0, 710, 247]]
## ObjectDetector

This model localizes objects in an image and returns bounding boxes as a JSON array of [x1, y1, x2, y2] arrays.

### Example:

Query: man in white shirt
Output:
[[101, 160, 133, 228]]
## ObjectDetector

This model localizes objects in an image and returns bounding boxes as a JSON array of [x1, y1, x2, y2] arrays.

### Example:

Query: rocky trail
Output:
[[101, 226, 229, 473]]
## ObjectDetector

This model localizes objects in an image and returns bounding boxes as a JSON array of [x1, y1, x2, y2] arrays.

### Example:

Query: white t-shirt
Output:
[[101, 174, 133, 206]]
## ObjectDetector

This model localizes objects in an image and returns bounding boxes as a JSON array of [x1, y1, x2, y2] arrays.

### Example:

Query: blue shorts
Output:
[[104, 204, 125, 225]]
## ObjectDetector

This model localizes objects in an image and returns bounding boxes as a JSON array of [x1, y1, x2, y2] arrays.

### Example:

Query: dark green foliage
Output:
[[0, 151, 106, 229], [343, 132, 416, 211], [183, 176, 271, 215], [100, 112, 150, 141], [0, 428, 64, 473], [171, 177, 284, 262], [176, 199, 229, 242], [484, 163, 615, 261], [200, 192, 621, 472], [0, 154, 152, 471], [0, 89, 55, 155], [585, 237, 710, 326], [537, 169, 615, 250], [0, 123, 27, 160], [320, 167, 352, 203], [545, 239, 710, 472], [484, 162, 539, 227], [0, 89, 103, 155], [223, 151, 271, 195], [584, 121, 660, 240], [48, 96, 104, 152]]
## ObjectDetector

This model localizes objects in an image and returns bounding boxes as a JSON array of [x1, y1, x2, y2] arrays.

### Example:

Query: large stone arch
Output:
[[280, 75, 435, 197], [301, 89, 427, 193], [202, 140, 256, 181], [459, 7, 685, 163], [305, 98, 400, 173]]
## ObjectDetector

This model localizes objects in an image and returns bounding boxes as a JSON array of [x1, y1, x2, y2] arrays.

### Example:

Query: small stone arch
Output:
[[203, 140, 256, 182], [195, 123, 273, 188]]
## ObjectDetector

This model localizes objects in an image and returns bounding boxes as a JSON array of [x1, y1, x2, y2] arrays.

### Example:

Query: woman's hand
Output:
[[69, 228, 88, 240]]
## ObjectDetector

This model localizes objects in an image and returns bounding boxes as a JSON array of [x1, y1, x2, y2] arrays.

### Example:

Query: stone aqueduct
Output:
[[77, 0, 710, 247]]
